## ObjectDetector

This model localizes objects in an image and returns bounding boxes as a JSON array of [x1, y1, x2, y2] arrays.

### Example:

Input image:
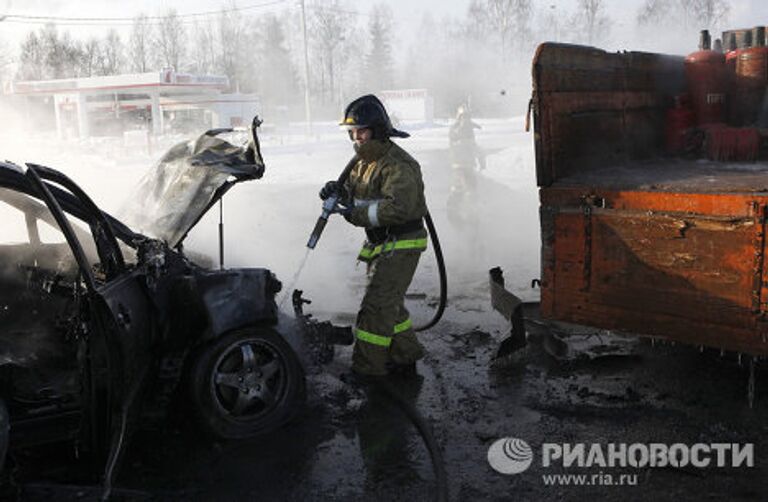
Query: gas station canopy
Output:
[[4, 70, 256, 138]]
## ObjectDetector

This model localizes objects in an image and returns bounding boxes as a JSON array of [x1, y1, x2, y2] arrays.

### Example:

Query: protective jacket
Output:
[[344, 139, 428, 261]]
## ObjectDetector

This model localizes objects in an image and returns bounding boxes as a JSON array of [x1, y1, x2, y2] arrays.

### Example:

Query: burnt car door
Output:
[[23, 164, 155, 483]]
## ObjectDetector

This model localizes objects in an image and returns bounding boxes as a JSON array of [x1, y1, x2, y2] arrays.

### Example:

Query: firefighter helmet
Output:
[[340, 94, 410, 138]]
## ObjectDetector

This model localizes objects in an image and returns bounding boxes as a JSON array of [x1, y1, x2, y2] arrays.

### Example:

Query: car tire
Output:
[[189, 327, 305, 439], [0, 399, 7, 474]]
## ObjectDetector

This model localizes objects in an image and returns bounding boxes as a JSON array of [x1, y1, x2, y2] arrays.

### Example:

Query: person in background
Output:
[[447, 104, 484, 227]]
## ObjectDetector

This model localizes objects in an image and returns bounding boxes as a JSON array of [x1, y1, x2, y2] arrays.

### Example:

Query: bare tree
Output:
[[97, 29, 123, 75], [403, 13, 438, 89], [0, 38, 12, 73], [465, 0, 487, 41], [257, 13, 298, 104], [637, 0, 672, 26], [40, 26, 63, 78], [216, 1, 249, 91], [363, 3, 395, 91], [79, 38, 100, 77], [572, 0, 610, 45], [190, 20, 217, 74], [690, 0, 730, 28], [17, 31, 45, 80], [466, 0, 532, 62], [331, 21, 366, 100], [309, 0, 355, 104], [156, 9, 186, 71], [40, 26, 81, 79], [537, 4, 563, 42], [638, 0, 729, 31], [129, 14, 153, 73]]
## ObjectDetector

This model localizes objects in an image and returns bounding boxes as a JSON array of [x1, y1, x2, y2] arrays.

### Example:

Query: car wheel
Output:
[[0, 399, 7, 473], [189, 328, 305, 439]]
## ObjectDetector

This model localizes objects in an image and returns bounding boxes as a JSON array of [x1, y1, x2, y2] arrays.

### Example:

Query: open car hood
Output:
[[122, 122, 265, 248]]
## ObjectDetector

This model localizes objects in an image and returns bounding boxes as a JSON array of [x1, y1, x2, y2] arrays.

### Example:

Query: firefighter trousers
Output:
[[352, 249, 426, 376]]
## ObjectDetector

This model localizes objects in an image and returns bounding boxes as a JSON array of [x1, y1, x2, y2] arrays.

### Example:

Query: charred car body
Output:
[[0, 124, 307, 488]]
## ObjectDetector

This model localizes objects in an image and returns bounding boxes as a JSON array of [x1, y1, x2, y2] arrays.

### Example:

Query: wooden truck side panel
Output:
[[532, 43, 684, 186], [533, 43, 768, 355]]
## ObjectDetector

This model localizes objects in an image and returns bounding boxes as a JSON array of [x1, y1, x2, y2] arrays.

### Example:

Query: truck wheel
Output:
[[189, 328, 305, 439]]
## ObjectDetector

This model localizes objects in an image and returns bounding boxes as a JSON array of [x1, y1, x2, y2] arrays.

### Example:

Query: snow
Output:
[[0, 116, 533, 199], [0, 117, 542, 318]]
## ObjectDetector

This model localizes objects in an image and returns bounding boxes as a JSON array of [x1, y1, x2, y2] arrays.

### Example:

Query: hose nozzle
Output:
[[306, 195, 338, 249], [307, 154, 359, 250]]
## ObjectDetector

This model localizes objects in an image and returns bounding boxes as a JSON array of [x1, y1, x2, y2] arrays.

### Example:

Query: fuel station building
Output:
[[3, 69, 260, 139]]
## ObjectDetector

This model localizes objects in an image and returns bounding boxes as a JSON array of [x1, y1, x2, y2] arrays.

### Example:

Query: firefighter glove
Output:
[[319, 180, 349, 202]]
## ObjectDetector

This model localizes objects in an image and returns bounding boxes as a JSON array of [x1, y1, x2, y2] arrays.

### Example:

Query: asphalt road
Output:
[[13, 147, 768, 501], [116, 306, 768, 501]]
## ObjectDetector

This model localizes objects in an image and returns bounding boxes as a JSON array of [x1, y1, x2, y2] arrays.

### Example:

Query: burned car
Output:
[[0, 123, 306, 489]]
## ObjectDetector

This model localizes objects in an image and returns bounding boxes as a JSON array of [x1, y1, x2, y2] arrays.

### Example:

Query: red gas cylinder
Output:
[[704, 125, 760, 161], [665, 95, 695, 155], [685, 31, 728, 125], [734, 27, 768, 126], [725, 33, 743, 124], [725, 51, 740, 71], [725, 33, 740, 72]]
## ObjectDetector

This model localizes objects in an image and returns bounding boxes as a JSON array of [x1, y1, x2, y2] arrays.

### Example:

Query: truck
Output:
[[504, 27, 768, 357]]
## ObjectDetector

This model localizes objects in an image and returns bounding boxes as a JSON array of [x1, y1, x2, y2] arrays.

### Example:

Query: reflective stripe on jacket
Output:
[[357, 237, 428, 261]]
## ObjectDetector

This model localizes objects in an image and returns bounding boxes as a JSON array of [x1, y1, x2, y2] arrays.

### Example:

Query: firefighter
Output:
[[447, 105, 484, 227], [449, 105, 484, 189], [319, 94, 428, 377]]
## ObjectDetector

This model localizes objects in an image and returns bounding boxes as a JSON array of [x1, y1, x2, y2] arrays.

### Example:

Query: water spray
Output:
[[276, 154, 359, 308]]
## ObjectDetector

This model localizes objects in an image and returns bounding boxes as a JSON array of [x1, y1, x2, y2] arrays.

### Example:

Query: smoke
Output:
[[169, 116, 542, 326], [0, 0, 753, 327]]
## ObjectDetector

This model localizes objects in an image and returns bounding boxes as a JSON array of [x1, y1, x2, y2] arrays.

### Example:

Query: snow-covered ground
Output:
[[0, 117, 541, 320], [0, 116, 533, 209]]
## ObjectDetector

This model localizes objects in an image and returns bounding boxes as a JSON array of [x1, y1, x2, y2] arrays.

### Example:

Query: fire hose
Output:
[[306, 155, 447, 332]]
